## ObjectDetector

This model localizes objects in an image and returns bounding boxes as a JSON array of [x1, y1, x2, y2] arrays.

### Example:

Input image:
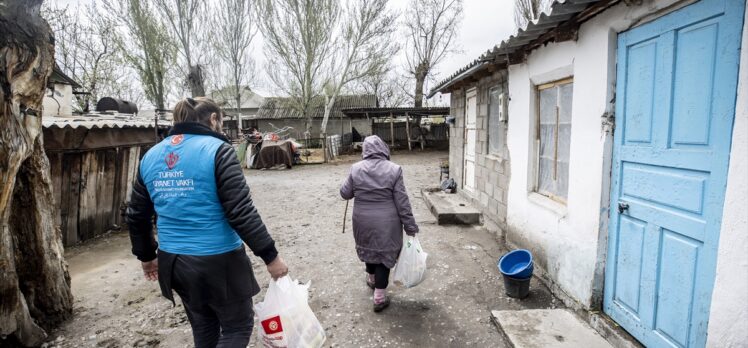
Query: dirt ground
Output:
[[45, 151, 559, 348]]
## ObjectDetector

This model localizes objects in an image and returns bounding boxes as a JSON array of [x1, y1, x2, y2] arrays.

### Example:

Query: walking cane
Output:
[[342, 200, 349, 234]]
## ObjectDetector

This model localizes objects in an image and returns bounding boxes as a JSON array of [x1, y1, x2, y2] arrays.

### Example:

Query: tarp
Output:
[[253, 140, 294, 169]]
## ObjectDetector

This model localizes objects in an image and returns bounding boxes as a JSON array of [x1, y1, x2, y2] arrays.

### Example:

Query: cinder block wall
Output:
[[448, 70, 510, 232]]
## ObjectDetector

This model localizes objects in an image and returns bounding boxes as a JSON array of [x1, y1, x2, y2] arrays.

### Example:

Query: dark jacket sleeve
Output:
[[125, 172, 158, 262], [215, 143, 278, 265]]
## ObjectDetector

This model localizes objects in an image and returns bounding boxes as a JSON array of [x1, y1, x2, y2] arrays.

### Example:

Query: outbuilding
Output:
[[431, 0, 747, 346]]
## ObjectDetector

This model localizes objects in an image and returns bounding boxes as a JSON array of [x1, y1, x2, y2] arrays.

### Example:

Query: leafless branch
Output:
[[403, 0, 463, 107]]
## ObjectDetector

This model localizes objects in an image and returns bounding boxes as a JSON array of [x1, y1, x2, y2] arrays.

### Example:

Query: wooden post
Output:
[[419, 116, 425, 150], [405, 112, 412, 151], [389, 112, 395, 147], [323, 132, 328, 163]]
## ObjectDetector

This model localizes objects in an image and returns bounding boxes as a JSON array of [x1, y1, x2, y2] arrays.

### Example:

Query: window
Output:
[[536, 78, 573, 202], [488, 86, 506, 155]]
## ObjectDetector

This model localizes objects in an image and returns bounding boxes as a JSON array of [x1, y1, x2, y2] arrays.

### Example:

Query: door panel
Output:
[[604, 0, 745, 347], [464, 91, 477, 192]]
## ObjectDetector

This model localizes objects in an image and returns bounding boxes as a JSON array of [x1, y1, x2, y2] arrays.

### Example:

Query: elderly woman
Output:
[[340, 135, 419, 312]]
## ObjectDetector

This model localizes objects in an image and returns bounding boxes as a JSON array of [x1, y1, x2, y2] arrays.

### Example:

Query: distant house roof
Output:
[[428, 0, 612, 97], [253, 94, 377, 120], [342, 107, 450, 119], [49, 66, 82, 89], [210, 86, 265, 110]]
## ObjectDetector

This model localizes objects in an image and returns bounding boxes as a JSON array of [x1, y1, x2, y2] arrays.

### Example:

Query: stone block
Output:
[[421, 189, 481, 225], [490, 309, 612, 348], [480, 192, 490, 207], [485, 182, 494, 195]]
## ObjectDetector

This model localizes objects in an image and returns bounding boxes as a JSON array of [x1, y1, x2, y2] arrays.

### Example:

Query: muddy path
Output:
[[47, 151, 557, 348]]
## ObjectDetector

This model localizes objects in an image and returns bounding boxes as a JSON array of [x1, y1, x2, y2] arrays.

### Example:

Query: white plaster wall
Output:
[[42, 83, 73, 117], [706, 6, 748, 347], [505, 0, 697, 308]]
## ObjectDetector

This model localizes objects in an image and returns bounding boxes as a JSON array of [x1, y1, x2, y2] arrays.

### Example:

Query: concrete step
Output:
[[491, 309, 613, 348], [421, 189, 481, 225]]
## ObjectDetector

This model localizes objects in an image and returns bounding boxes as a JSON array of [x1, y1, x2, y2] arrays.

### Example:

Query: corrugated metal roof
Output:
[[428, 0, 606, 97], [253, 94, 377, 120], [43, 115, 161, 129], [49, 66, 82, 89], [342, 107, 451, 119]]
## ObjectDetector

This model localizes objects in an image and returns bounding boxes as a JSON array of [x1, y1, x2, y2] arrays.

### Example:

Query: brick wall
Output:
[[448, 70, 510, 232]]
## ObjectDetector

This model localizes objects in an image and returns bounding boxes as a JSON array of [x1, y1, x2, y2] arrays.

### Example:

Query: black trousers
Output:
[[168, 249, 259, 348], [180, 298, 254, 348], [365, 263, 390, 289]]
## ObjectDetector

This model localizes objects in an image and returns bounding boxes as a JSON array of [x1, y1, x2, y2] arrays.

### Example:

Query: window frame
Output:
[[534, 77, 573, 204]]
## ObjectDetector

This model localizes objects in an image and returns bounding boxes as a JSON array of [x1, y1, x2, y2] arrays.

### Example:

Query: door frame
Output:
[[463, 88, 478, 193]]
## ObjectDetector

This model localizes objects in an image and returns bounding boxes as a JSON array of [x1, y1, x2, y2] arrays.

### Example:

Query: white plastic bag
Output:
[[392, 235, 428, 288], [254, 276, 326, 348]]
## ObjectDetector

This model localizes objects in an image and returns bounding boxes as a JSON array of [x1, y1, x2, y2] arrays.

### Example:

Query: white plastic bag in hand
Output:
[[254, 276, 326, 348], [392, 235, 428, 288]]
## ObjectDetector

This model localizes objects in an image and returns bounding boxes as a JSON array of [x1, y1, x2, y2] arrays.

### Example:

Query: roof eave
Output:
[[427, 61, 489, 98]]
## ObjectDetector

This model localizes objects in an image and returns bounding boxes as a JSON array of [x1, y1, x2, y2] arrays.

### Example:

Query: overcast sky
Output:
[[53, 0, 516, 103]]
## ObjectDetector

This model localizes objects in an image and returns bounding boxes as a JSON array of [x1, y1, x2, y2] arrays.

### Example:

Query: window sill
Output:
[[528, 192, 567, 217]]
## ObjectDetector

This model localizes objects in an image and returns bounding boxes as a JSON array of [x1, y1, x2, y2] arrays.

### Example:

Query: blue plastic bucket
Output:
[[498, 249, 534, 279]]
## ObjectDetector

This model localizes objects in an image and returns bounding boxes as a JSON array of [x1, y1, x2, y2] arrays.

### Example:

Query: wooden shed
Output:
[[43, 116, 165, 246]]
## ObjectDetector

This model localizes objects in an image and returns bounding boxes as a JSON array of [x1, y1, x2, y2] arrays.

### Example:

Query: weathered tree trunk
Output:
[[187, 64, 206, 97], [414, 63, 428, 108], [0, 1, 74, 346]]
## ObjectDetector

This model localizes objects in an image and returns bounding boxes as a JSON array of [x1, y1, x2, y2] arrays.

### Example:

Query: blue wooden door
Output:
[[604, 0, 745, 347]]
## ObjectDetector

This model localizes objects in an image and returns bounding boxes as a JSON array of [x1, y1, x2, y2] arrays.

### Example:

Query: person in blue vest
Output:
[[126, 97, 288, 348]]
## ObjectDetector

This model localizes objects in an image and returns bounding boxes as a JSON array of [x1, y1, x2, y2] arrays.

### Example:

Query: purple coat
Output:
[[340, 136, 419, 268]]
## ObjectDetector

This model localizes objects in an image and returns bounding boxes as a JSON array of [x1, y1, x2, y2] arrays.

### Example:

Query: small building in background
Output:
[[210, 86, 265, 138], [341, 107, 451, 151], [40, 67, 165, 246], [42, 66, 81, 117], [252, 94, 377, 139], [43, 117, 163, 246]]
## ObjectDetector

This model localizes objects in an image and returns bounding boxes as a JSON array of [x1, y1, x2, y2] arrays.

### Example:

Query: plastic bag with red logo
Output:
[[254, 276, 326, 348]]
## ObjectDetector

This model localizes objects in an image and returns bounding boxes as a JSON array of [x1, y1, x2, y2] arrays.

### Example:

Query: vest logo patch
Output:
[[170, 134, 184, 145], [165, 152, 179, 169]]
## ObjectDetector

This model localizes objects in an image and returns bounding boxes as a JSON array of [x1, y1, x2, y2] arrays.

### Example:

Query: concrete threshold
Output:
[[491, 309, 613, 348], [421, 189, 482, 225]]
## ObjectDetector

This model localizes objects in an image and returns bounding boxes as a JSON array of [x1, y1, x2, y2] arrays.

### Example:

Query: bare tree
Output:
[[514, 0, 550, 28], [357, 66, 411, 107], [42, 3, 122, 111], [212, 0, 258, 131], [153, 0, 207, 97], [0, 1, 73, 346], [104, 0, 176, 110], [403, 0, 463, 107], [319, 0, 398, 135], [255, 0, 339, 136]]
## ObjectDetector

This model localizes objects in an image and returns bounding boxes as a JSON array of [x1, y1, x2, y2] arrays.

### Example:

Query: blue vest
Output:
[[139, 134, 242, 256]]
